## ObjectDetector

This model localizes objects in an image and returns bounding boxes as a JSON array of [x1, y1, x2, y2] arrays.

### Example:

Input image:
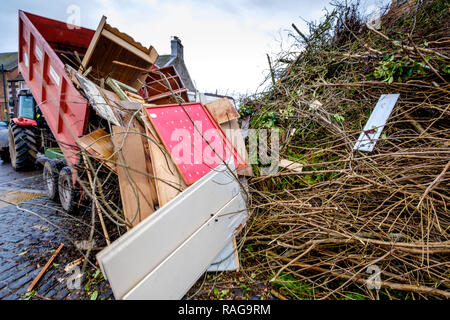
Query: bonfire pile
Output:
[[239, 0, 450, 299]]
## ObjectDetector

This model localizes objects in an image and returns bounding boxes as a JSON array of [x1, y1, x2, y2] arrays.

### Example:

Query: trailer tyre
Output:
[[43, 160, 61, 201], [58, 166, 80, 214], [9, 123, 38, 170]]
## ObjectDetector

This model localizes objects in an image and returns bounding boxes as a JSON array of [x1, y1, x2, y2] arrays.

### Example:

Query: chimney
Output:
[[171, 36, 183, 60]]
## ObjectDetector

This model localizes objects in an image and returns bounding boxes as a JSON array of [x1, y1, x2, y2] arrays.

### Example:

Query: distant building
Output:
[[156, 37, 196, 92], [7, 74, 25, 119], [0, 52, 25, 122]]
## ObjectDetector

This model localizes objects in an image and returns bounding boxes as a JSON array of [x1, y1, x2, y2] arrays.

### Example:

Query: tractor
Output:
[[0, 88, 77, 212]]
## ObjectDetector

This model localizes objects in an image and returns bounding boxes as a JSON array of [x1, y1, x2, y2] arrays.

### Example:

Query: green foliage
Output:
[[343, 292, 368, 300], [280, 105, 295, 120], [442, 64, 450, 74], [21, 290, 37, 300], [332, 113, 345, 123], [84, 268, 105, 300], [272, 273, 314, 299], [90, 291, 99, 300], [213, 288, 230, 300], [372, 54, 429, 84], [239, 104, 255, 118], [251, 110, 279, 128]]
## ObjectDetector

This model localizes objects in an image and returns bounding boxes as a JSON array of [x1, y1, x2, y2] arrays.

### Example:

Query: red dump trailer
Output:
[[18, 10, 95, 165], [16, 11, 97, 212]]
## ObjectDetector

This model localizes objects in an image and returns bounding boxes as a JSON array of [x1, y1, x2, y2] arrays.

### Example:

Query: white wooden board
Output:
[[97, 162, 242, 299], [353, 94, 400, 152], [123, 192, 247, 299], [207, 238, 239, 272]]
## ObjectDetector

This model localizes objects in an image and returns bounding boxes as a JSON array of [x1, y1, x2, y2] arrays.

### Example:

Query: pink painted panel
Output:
[[145, 103, 246, 185]]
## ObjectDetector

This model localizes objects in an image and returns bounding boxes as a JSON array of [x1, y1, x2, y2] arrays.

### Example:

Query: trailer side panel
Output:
[[18, 10, 93, 167]]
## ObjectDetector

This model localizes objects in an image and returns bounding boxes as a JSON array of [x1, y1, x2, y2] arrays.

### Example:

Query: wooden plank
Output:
[[106, 77, 130, 101], [141, 111, 186, 206], [220, 119, 253, 176], [96, 162, 240, 299], [123, 193, 247, 299], [112, 60, 152, 73], [108, 114, 158, 208], [102, 29, 155, 64], [77, 128, 116, 171], [145, 88, 188, 104], [114, 101, 142, 111], [80, 16, 107, 73], [136, 120, 159, 209], [103, 23, 155, 58], [125, 90, 145, 103], [147, 46, 159, 65], [111, 126, 156, 227], [99, 87, 121, 103], [27, 243, 64, 292], [205, 98, 240, 124]]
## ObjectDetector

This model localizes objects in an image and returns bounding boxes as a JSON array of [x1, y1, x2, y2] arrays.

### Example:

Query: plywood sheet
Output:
[[81, 16, 158, 91], [77, 128, 116, 171], [205, 98, 240, 124], [141, 111, 186, 206], [111, 126, 156, 227], [220, 119, 253, 176]]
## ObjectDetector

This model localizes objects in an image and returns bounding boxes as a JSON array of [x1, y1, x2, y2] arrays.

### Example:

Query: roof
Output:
[[8, 74, 24, 82], [155, 54, 174, 68], [0, 52, 18, 71]]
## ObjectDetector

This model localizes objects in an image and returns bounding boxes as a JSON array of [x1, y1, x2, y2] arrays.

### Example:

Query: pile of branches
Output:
[[239, 0, 449, 299]]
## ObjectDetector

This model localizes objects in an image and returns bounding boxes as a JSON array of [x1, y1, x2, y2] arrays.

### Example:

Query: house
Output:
[[0, 52, 25, 122], [156, 37, 196, 92]]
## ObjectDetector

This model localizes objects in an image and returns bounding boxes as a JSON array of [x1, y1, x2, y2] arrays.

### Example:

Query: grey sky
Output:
[[0, 0, 387, 95]]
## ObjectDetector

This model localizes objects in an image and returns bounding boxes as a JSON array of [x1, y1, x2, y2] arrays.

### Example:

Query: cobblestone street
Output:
[[0, 160, 114, 300]]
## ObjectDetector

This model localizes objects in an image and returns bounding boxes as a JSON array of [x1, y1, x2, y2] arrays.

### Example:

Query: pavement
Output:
[[0, 159, 114, 300]]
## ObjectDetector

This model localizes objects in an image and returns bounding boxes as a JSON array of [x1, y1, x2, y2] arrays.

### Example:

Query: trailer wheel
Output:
[[9, 123, 38, 170], [58, 166, 80, 214], [43, 160, 61, 201]]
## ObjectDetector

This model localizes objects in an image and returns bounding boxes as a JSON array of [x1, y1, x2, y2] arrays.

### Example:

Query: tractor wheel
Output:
[[8, 123, 38, 171], [43, 160, 62, 201], [58, 166, 80, 214]]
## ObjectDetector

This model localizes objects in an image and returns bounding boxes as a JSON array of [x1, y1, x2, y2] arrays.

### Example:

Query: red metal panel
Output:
[[17, 11, 94, 168], [145, 103, 246, 185], [24, 11, 94, 53]]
